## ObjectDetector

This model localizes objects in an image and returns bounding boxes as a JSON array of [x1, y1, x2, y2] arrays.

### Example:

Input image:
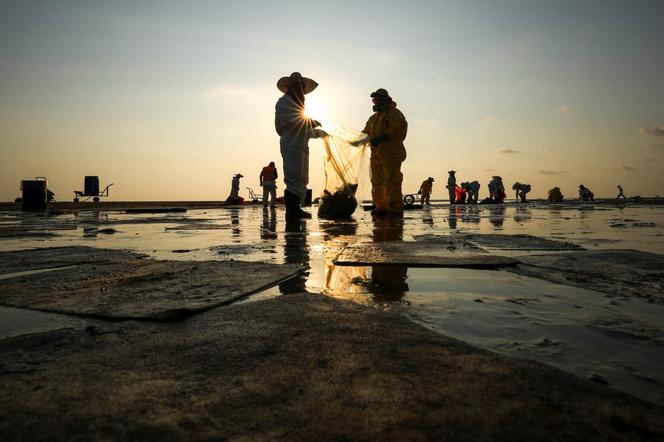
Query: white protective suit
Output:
[[274, 94, 322, 203]]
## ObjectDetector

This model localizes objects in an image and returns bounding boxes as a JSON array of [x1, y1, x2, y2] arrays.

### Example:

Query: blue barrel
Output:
[[21, 180, 47, 211], [84, 176, 100, 196]]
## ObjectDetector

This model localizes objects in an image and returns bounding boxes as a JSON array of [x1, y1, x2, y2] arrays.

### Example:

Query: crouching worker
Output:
[[512, 182, 531, 203], [260, 161, 278, 209], [227, 173, 244, 204], [488, 176, 505, 203], [419, 177, 434, 205], [461, 181, 480, 204], [578, 185, 594, 202], [360, 88, 408, 216], [548, 187, 564, 202], [275, 72, 325, 221]]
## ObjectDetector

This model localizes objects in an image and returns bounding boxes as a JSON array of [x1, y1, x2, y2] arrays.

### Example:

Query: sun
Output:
[[304, 95, 327, 121]]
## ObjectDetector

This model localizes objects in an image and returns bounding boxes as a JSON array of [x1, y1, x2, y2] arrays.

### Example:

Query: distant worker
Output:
[[275, 72, 324, 221], [578, 185, 594, 202], [461, 181, 480, 204], [616, 185, 625, 199], [446, 170, 457, 204], [488, 176, 505, 203], [360, 88, 408, 216], [512, 182, 531, 203], [227, 173, 243, 204], [419, 177, 434, 205], [548, 187, 564, 202], [260, 161, 278, 208]]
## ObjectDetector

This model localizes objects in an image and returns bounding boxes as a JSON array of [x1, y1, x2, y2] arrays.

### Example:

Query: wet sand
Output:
[[1, 201, 663, 439]]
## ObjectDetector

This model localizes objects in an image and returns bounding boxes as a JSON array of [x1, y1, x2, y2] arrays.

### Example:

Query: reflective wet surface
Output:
[[1, 202, 663, 403]]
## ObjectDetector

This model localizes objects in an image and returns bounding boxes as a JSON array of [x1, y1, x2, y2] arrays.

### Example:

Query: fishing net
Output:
[[318, 125, 369, 219]]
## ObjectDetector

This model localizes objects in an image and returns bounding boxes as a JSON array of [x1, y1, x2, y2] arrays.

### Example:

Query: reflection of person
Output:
[[370, 217, 408, 303], [360, 88, 408, 216], [447, 205, 459, 230], [230, 207, 240, 237], [280, 222, 309, 294], [446, 170, 457, 204], [616, 185, 625, 199], [489, 206, 505, 228], [260, 162, 278, 208], [275, 72, 324, 221], [512, 182, 531, 203], [461, 181, 480, 204], [260, 207, 277, 240], [419, 177, 434, 205], [548, 187, 564, 202]]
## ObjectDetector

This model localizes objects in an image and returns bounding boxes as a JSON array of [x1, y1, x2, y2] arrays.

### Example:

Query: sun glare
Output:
[[305, 95, 327, 122]]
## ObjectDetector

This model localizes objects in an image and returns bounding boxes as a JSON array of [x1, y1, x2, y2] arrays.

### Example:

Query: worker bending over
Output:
[[512, 182, 531, 203], [461, 181, 480, 204], [419, 177, 434, 205]]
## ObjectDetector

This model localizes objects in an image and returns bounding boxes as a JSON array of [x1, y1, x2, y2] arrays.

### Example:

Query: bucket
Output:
[[21, 179, 47, 211], [84, 176, 100, 196]]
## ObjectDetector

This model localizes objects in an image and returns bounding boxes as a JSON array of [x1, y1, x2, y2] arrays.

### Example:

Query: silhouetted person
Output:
[[461, 181, 480, 204], [275, 72, 324, 221], [512, 182, 531, 203], [227, 173, 243, 204], [488, 176, 505, 203], [579, 185, 594, 202], [548, 187, 564, 202], [419, 177, 434, 205], [616, 185, 625, 199], [446, 170, 457, 204], [260, 161, 278, 208]]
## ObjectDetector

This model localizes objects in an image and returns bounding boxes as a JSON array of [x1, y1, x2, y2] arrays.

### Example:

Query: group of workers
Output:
[[225, 71, 628, 223]]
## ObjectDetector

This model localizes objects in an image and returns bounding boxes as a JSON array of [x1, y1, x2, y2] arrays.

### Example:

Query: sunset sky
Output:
[[2, 0, 663, 201]]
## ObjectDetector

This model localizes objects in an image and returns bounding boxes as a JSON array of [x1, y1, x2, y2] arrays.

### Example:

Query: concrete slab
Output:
[[334, 241, 517, 268], [0, 293, 661, 441], [0, 246, 140, 274], [0, 250, 303, 320], [508, 250, 664, 303], [460, 233, 585, 250]]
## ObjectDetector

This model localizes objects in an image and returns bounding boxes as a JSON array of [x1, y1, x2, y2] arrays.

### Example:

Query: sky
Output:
[[1, 0, 664, 201]]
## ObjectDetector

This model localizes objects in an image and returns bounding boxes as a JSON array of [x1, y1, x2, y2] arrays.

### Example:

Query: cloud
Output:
[[498, 148, 519, 154], [611, 166, 637, 172], [556, 105, 574, 114], [639, 125, 664, 137], [642, 158, 656, 162], [484, 168, 496, 172], [539, 170, 566, 175], [650, 143, 664, 150]]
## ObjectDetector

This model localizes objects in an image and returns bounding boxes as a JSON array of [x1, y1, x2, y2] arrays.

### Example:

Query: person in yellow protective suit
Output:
[[360, 88, 408, 216], [419, 177, 434, 205]]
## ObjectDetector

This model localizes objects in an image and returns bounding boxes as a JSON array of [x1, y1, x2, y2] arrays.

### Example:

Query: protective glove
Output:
[[370, 132, 389, 147], [311, 119, 322, 127], [316, 128, 328, 137], [350, 135, 370, 147]]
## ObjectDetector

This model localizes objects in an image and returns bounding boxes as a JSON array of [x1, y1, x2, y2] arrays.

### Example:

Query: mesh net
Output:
[[318, 124, 369, 219]]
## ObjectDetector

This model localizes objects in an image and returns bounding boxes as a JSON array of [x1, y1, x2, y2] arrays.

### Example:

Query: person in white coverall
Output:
[[274, 72, 324, 221]]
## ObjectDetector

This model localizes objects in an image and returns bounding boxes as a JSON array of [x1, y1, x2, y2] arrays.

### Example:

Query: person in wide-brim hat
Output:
[[277, 72, 318, 95]]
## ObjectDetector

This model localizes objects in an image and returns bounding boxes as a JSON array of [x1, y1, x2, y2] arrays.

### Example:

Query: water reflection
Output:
[[488, 206, 505, 229], [280, 220, 309, 294], [460, 205, 480, 224], [370, 216, 408, 303], [230, 208, 241, 237], [260, 208, 277, 240]]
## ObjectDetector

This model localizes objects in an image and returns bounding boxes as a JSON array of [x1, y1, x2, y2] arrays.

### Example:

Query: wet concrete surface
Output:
[[1, 202, 664, 437], [1, 293, 663, 441]]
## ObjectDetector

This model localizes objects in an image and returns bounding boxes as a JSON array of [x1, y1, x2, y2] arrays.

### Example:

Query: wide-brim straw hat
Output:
[[448, 170, 456, 174], [277, 72, 318, 94]]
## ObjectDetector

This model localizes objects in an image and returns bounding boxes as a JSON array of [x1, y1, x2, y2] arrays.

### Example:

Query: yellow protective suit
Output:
[[362, 102, 408, 212]]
